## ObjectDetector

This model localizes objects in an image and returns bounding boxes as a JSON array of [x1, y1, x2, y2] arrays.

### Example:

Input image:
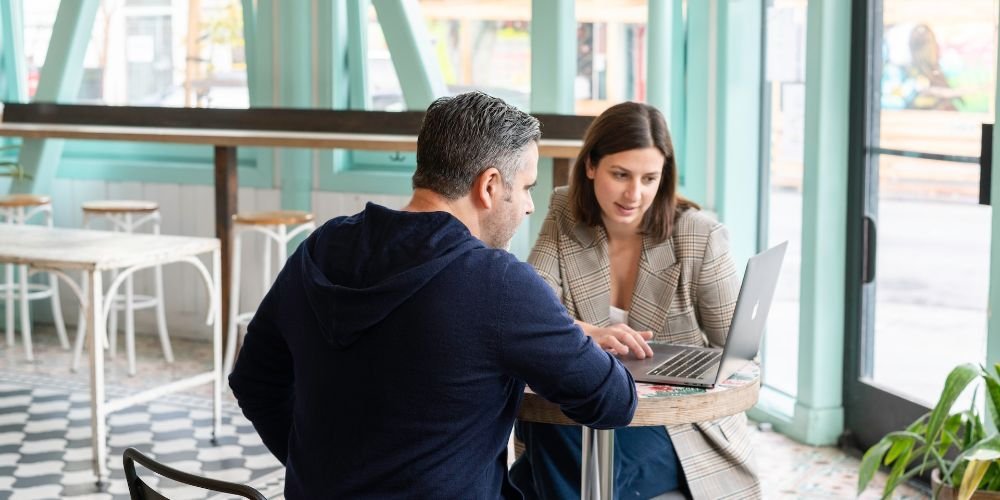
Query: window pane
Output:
[[878, 0, 997, 156], [866, 0, 996, 411], [761, 0, 808, 398], [23, 0, 248, 108], [574, 1, 647, 115], [871, 156, 989, 408], [364, 1, 648, 113], [366, 1, 533, 111]]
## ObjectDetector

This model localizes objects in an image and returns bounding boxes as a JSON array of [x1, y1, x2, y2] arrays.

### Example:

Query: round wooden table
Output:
[[518, 363, 760, 500]]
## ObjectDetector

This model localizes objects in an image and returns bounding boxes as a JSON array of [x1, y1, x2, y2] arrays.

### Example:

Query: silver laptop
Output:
[[621, 241, 787, 388]]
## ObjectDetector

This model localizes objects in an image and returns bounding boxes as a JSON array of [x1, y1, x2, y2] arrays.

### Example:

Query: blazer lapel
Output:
[[628, 234, 681, 335], [563, 221, 612, 327]]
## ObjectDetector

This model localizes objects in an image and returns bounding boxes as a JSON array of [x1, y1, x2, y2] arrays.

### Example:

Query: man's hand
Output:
[[586, 323, 654, 359]]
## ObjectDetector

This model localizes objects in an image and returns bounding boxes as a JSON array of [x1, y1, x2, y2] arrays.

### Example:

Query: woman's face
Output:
[[586, 147, 664, 232]]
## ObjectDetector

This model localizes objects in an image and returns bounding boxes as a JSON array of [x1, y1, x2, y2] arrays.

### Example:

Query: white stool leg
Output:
[[49, 274, 70, 350], [77, 212, 109, 363], [223, 232, 243, 374], [125, 271, 136, 376], [152, 216, 173, 363], [277, 224, 289, 265], [72, 272, 89, 372], [43, 207, 69, 350], [18, 264, 32, 361], [2, 209, 10, 348], [5, 263, 13, 348], [108, 270, 119, 358], [123, 213, 136, 376]]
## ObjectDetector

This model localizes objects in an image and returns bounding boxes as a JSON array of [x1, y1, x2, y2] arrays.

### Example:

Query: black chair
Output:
[[123, 447, 268, 500]]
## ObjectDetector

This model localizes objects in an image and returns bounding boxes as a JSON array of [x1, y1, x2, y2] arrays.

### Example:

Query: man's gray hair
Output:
[[413, 92, 541, 199]]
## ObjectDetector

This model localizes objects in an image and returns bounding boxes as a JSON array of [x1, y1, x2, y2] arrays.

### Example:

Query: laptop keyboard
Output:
[[647, 348, 722, 379]]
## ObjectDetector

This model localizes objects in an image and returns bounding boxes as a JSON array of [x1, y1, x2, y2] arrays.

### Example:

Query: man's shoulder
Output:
[[448, 247, 546, 289], [456, 245, 522, 272]]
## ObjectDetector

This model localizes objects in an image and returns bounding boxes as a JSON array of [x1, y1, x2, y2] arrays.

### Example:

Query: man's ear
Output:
[[473, 167, 502, 210]]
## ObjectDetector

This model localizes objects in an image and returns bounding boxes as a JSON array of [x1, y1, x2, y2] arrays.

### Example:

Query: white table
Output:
[[0, 225, 222, 484], [519, 363, 761, 499]]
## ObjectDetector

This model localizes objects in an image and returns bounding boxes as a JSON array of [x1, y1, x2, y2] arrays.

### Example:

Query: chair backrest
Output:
[[123, 447, 268, 500]]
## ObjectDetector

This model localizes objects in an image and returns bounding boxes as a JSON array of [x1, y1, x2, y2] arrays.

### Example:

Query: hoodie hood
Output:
[[298, 203, 484, 349]]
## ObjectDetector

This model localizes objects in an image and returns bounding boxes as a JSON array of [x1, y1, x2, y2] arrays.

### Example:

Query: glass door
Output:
[[845, 0, 998, 449]]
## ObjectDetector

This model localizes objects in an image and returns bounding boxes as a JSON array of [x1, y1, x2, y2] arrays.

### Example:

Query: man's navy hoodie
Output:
[[229, 203, 636, 499]]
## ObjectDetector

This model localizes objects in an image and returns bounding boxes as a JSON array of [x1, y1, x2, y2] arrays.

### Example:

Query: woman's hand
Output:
[[577, 321, 654, 359]]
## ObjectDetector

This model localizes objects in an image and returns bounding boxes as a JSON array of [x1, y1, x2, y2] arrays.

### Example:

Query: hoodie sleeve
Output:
[[497, 260, 636, 429], [228, 283, 294, 464]]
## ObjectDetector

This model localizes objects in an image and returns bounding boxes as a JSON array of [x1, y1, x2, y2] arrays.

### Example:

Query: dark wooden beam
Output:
[[3, 102, 594, 140]]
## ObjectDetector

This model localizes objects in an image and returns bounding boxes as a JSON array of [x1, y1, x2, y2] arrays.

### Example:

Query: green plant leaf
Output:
[[859, 439, 893, 495], [952, 434, 1000, 473], [985, 375, 1000, 435], [965, 447, 1000, 462], [884, 446, 913, 497], [906, 413, 930, 433], [885, 435, 916, 466], [953, 460, 970, 487], [940, 412, 965, 454], [983, 463, 1000, 491], [926, 363, 980, 445], [960, 411, 981, 454]]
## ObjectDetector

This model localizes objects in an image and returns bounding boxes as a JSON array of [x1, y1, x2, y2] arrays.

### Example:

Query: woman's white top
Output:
[[609, 305, 629, 326]]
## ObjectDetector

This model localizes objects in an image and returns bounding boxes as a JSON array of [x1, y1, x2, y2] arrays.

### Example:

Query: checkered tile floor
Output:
[[0, 327, 932, 499], [0, 371, 283, 500]]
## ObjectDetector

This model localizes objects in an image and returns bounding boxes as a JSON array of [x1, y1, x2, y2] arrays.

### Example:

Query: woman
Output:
[[510, 102, 760, 499]]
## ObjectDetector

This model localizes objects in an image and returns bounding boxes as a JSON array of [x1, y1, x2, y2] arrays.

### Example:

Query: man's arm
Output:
[[497, 261, 636, 429], [228, 283, 294, 463]]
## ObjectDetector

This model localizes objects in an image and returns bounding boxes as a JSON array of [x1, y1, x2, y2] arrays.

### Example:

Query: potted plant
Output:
[[858, 362, 1000, 500]]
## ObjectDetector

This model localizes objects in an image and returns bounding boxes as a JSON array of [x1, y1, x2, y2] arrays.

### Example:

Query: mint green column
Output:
[[318, 1, 350, 175], [681, 0, 709, 202], [8, 0, 98, 196], [240, 0, 260, 106], [523, 0, 574, 260], [714, 0, 762, 268], [276, 1, 313, 214], [646, 0, 685, 165], [987, 1, 1000, 371], [792, 0, 851, 445], [347, 0, 371, 111], [239, 0, 275, 187], [0, 0, 26, 192], [371, 0, 445, 110], [530, 0, 574, 114], [0, 0, 26, 103]]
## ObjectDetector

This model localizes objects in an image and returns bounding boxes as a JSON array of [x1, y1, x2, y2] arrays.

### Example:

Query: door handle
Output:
[[862, 215, 876, 284], [981, 123, 993, 206]]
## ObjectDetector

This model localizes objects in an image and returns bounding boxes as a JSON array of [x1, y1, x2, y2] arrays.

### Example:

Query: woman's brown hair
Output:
[[568, 101, 698, 243]]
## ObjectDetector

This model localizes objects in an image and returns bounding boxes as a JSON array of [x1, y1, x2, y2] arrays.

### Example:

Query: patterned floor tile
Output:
[[0, 331, 283, 499], [1, 325, 936, 499]]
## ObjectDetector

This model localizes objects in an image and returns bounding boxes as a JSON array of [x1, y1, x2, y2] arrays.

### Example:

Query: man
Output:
[[229, 92, 636, 499]]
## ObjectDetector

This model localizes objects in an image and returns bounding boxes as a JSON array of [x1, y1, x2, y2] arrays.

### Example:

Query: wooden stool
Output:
[[74, 200, 171, 375], [0, 194, 70, 361], [223, 210, 315, 374]]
